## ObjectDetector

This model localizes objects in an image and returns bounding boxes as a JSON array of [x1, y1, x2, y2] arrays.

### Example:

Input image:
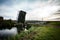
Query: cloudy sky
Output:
[[0, 0, 60, 20]]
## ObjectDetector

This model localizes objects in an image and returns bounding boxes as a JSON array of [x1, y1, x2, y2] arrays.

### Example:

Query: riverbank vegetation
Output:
[[0, 21, 60, 40], [9, 23, 60, 40]]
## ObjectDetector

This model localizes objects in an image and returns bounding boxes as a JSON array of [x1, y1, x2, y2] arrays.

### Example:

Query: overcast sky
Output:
[[0, 0, 60, 20]]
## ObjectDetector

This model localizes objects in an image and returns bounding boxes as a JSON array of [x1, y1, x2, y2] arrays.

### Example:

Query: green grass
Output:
[[10, 26, 60, 40]]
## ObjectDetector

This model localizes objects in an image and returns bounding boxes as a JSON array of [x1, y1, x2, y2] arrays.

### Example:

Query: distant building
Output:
[[25, 20, 46, 25]]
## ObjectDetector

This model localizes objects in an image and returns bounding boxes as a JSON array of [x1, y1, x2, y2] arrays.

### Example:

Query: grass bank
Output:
[[9, 26, 60, 40]]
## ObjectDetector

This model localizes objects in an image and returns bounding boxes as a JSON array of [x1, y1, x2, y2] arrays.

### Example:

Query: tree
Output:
[[0, 19, 15, 29]]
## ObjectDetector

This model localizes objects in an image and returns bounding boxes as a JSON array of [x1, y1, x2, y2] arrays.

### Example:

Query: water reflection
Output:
[[0, 27, 17, 36]]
